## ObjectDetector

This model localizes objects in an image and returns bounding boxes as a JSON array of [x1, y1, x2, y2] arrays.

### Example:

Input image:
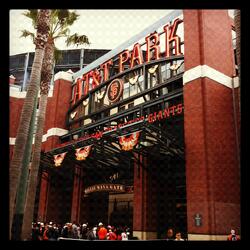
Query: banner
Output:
[[54, 152, 67, 167], [119, 131, 140, 151], [75, 145, 92, 160]]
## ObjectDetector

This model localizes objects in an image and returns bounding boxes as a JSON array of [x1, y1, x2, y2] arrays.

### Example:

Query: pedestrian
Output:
[[81, 223, 88, 239], [174, 231, 184, 241], [116, 226, 122, 240], [31, 222, 40, 241], [71, 221, 78, 239], [166, 228, 174, 241], [227, 229, 240, 241], [97, 222, 107, 240], [87, 227, 98, 240], [121, 228, 128, 240], [42, 225, 50, 241], [107, 228, 117, 240], [61, 223, 69, 238]]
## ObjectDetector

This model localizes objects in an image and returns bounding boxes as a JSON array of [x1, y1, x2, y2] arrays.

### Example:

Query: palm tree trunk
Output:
[[234, 10, 240, 114], [21, 94, 48, 240], [12, 96, 38, 240], [21, 40, 54, 241], [9, 9, 51, 240], [235, 10, 240, 83]]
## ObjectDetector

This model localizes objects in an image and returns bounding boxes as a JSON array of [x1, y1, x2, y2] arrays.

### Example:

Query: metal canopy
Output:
[[42, 116, 184, 174]]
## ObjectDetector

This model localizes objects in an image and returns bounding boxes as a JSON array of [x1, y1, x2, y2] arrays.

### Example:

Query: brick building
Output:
[[9, 10, 240, 240]]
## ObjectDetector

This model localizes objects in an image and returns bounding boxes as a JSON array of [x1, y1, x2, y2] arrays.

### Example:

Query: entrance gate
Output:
[[41, 55, 187, 239]]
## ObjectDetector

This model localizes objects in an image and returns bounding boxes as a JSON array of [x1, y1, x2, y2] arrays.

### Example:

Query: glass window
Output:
[[123, 82, 130, 99]]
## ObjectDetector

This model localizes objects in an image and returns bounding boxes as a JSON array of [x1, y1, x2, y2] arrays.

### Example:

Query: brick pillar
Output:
[[39, 71, 73, 222], [71, 166, 83, 223], [133, 153, 157, 239], [183, 10, 240, 240], [37, 171, 50, 222], [42, 70, 73, 152]]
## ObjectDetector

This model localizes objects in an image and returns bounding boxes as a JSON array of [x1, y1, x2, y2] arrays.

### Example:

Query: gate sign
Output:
[[72, 18, 183, 105], [84, 184, 125, 194]]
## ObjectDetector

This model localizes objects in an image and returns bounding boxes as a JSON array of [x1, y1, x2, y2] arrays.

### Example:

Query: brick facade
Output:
[[9, 10, 240, 240], [183, 10, 240, 238]]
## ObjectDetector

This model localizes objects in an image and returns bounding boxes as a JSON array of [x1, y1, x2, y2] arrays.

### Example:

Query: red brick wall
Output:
[[42, 78, 72, 151], [9, 97, 25, 138], [71, 166, 83, 223], [184, 10, 234, 75], [183, 10, 240, 235], [38, 77, 72, 222], [133, 153, 157, 233]]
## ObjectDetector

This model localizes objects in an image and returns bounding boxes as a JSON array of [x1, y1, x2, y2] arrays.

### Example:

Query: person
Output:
[[227, 229, 240, 241], [121, 229, 128, 240], [61, 223, 69, 238], [97, 222, 107, 240], [87, 227, 98, 240], [174, 231, 184, 241], [166, 228, 174, 241], [31, 223, 40, 241], [107, 228, 117, 240], [71, 222, 78, 239], [81, 223, 88, 239], [42, 225, 50, 241]]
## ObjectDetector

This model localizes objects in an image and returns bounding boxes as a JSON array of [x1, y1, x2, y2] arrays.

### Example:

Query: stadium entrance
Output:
[[10, 10, 239, 241], [42, 51, 186, 238]]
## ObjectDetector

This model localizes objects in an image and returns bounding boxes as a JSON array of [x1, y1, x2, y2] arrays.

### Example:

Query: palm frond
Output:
[[22, 10, 38, 27], [20, 30, 35, 43], [57, 9, 70, 23], [21, 9, 90, 50], [65, 33, 90, 47], [64, 11, 79, 26], [53, 28, 70, 39]]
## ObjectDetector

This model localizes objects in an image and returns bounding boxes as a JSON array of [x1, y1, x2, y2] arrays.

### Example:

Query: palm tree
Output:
[[20, 9, 90, 240], [234, 9, 240, 115], [9, 9, 51, 240], [234, 10, 240, 83]]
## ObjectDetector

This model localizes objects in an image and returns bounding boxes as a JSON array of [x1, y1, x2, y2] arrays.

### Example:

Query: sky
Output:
[[10, 9, 235, 56], [10, 9, 174, 56]]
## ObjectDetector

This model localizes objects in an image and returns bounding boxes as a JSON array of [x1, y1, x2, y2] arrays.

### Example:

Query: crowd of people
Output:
[[30, 221, 240, 241], [30, 221, 131, 241]]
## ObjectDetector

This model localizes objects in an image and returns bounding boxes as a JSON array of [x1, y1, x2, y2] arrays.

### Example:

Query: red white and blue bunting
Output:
[[118, 131, 140, 151], [53, 152, 67, 167], [75, 145, 92, 161]]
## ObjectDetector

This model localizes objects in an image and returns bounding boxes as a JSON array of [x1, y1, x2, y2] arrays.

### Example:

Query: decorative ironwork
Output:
[[128, 75, 139, 85], [70, 111, 77, 119], [83, 98, 89, 106], [148, 65, 158, 74]]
